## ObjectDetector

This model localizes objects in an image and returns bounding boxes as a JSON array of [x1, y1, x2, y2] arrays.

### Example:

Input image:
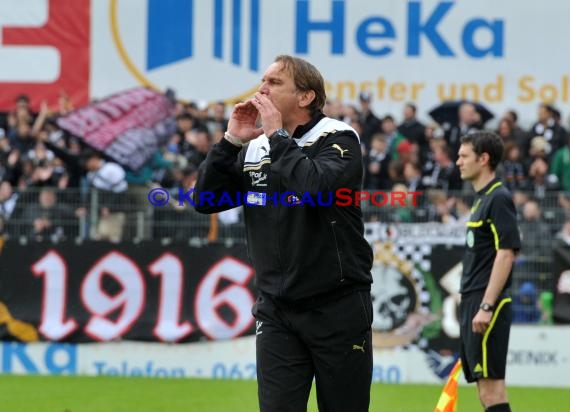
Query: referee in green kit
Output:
[[456, 131, 521, 412]]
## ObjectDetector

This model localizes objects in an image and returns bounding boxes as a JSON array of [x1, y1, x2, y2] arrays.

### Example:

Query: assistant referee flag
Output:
[[434, 359, 462, 412]]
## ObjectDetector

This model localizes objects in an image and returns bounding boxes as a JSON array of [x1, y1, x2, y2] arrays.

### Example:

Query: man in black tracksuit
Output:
[[194, 55, 374, 412]]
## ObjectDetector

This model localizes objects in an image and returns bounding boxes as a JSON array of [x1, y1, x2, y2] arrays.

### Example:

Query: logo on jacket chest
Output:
[[249, 170, 267, 187], [466, 230, 475, 248]]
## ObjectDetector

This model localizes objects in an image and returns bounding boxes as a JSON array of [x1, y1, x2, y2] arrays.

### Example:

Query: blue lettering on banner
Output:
[[356, 17, 396, 57], [507, 350, 559, 365], [1, 342, 77, 375], [295, 0, 345, 54], [462, 18, 504, 58], [132, 0, 507, 78], [407, 2, 454, 56], [146, 0, 260, 71], [147, 0, 193, 70], [372, 364, 401, 383], [212, 362, 257, 379], [296, 0, 504, 59], [93, 361, 186, 378]]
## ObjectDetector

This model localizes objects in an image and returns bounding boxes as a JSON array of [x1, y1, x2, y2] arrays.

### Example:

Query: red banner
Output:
[[56, 87, 176, 171], [0, 0, 90, 111]]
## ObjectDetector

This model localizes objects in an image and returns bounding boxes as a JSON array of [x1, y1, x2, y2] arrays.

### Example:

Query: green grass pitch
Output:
[[0, 375, 567, 411]]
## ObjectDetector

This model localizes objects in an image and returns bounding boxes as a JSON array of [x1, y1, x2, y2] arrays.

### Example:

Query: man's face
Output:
[[258, 62, 301, 118], [403, 105, 414, 120], [538, 106, 550, 123], [86, 157, 100, 171], [39, 191, 56, 207], [456, 143, 482, 181], [459, 104, 475, 124], [382, 119, 396, 134]]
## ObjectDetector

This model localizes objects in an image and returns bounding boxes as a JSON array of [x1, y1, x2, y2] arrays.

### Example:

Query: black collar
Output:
[[477, 177, 501, 195], [292, 112, 326, 139]]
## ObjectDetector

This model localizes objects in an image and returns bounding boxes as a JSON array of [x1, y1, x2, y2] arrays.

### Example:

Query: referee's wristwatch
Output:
[[479, 302, 495, 312]]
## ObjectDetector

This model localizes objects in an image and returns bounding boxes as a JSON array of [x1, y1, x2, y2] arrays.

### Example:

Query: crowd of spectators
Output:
[[1, 92, 569, 242], [1, 91, 569, 323], [0, 94, 228, 242]]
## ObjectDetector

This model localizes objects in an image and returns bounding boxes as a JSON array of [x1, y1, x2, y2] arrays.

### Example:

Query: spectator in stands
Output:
[[153, 165, 210, 240], [83, 150, 128, 242], [176, 112, 198, 142], [161, 133, 187, 169], [526, 137, 557, 199], [349, 119, 366, 156], [389, 183, 413, 223], [496, 117, 517, 145], [549, 136, 570, 191], [358, 91, 381, 149], [427, 190, 458, 224], [558, 192, 570, 219], [501, 141, 527, 191], [22, 187, 80, 241], [396, 139, 418, 166], [527, 104, 567, 159], [511, 190, 529, 221], [425, 122, 445, 141], [17, 154, 58, 190], [454, 195, 472, 225], [387, 158, 406, 186], [9, 119, 36, 156], [0, 131, 17, 184], [344, 104, 361, 125], [445, 102, 481, 158], [519, 199, 552, 258], [382, 115, 407, 160], [126, 149, 174, 239], [191, 100, 211, 125], [398, 102, 427, 154], [423, 144, 463, 191], [206, 101, 228, 136], [0, 181, 19, 229], [182, 127, 212, 168], [5, 95, 35, 138], [323, 99, 345, 120], [364, 133, 392, 190], [502, 109, 527, 148], [512, 281, 541, 323], [421, 123, 445, 172], [403, 161, 426, 194]]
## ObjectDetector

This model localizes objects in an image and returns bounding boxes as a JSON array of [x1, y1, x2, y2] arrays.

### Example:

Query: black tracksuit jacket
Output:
[[194, 112, 373, 306]]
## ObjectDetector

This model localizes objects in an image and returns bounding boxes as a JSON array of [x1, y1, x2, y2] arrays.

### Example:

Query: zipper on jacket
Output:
[[330, 220, 344, 282], [277, 180, 285, 296]]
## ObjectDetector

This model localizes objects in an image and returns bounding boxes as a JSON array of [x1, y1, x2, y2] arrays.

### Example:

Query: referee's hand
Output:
[[472, 310, 492, 334]]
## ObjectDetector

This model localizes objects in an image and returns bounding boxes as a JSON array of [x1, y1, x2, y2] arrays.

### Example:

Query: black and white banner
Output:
[[1, 223, 466, 359], [0, 241, 255, 343]]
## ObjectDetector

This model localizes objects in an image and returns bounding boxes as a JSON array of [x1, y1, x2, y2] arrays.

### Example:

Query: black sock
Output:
[[486, 403, 511, 412]]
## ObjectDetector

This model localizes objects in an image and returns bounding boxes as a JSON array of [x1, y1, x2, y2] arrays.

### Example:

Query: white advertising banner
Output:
[[2, 326, 569, 387], [0, 0, 568, 123], [91, 0, 570, 124]]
